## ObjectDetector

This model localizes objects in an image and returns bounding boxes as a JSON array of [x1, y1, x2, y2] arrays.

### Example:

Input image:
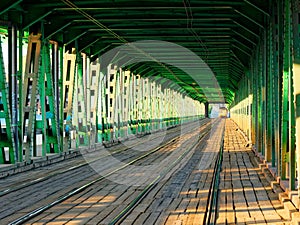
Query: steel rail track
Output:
[[108, 119, 223, 225], [203, 124, 225, 225], [8, 119, 211, 225], [0, 119, 207, 198]]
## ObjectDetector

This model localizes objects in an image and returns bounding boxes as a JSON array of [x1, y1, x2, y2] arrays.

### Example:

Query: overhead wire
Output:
[[60, 0, 199, 99], [182, 0, 212, 101], [61, 0, 127, 43], [183, 0, 209, 60], [183, 0, 225, 102]]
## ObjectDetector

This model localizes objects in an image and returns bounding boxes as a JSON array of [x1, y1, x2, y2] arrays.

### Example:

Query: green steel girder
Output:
[[0, 0, 270, 104], [234, 0, 297, 191], [250, 57, 257, 146], [272, 2, 280, 168], [64, 31, 89, 46], [38, 43, 60, 154], [276, 0, 284, 177], [253, 42, 264, 155], [292, 0, 300, 198], [266, 22, 274, 165], [73, 48, 89, 146], [280, 0, 291, 181], [231, 20, 260, 39], [231, 29, 257, 47], [126, 62, 210, 100], [61, 50, 76, 150], [0, 0, 22, 16], [18, 1, 247, 8], [0, 36, 15, 164], [243, 0, 269, 17], [79, 38, 100, 52], [22, 34, 42, 162], [233, 9, 264, 29], [284, 0, 295, 189], [44, 22, 73, 40]]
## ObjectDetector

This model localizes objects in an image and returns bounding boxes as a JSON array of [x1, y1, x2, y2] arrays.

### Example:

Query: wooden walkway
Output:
[[216, 119, 292, 225], [0, 119, 297, 225]]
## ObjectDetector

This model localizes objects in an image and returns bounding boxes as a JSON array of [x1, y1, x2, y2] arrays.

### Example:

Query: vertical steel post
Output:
[[0, 36, 14, 163], [250, 60, 256, 145], [75, 51, 88, 146], [100, 66, 107, 142], [247, 72, 252, 145], [128, 73, 134, 135], [281, 0, 291, 180], [262, 29, 267, 158], [158, 83, 163, 130], [268, 3, 277, 167], [59, 44, 64, 151], [39, 43, 60, 154], [123, 71, 130, 136], [273, 1, 281, 169], [18, 26, 23, 161], [291, 0, 300, 198], [22, 34, 41, 162], [89, 59, 100, 145], [137, 75, 142, 133], [205, 102, 209, 118], [107, 64, 117, 141], [62, 50, 76, 150], [255, 45, 262, 153], [72, 61, 79, 148], [96, 64, 104, 144], [8, 24, 18, 162], [85, 55, 90, 144], [294, 61, 300, 199], [286, 0, 296, 190], [38, 43, 47, 156], [277, 0, 285, 177], [259, 43, 264, 155], [51, 41, 60, 151], [266, 22, 274, 163], [114, 68, 121, 139]]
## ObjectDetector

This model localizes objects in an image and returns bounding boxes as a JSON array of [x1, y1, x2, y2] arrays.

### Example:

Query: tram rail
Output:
[[2, 119, 216, 225], [0, 119, 206, 198]]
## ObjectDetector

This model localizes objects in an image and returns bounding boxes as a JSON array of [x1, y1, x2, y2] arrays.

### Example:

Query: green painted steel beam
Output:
[[76, 54, 88, 145], [44, 22, 72, 40], [231, 30, 256, 46], [22, 34, 42, 162], [1, 0, 271, 114], [39, 43, 60, 154], [0, 36, 15, 163], [22, 11, 54, 31], [286, 0, 296, 190], [232, 20, 260, 39], [63, 17, 240, 22], [0, 0, 22, 16], [27, 1, 246, 8], [18, 29, 23, 162], [280, 0, 290, 181], [53, 6, 229, 10], [243, 0, 270, 17], [233, 9, 264, 29], [232, 44, 251, 57], [291, 0, 300, 197], [266, 22, 274, 165], [65, 31, 88, 46]]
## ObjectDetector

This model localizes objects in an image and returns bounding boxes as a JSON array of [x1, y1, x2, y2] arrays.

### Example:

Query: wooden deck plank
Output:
[[216, 119, 291, 225]]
